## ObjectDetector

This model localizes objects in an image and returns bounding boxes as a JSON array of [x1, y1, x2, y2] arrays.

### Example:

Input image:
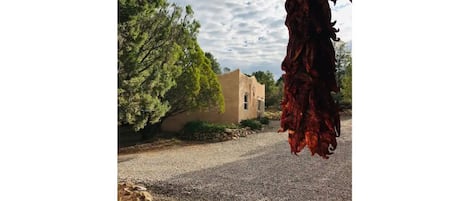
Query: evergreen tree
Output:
[[252, 71, 281, 108], [162, 42, 225, 120], [223, 67, 231, 73], [204, 52, 222, 74], [118, 0, 199, 131]]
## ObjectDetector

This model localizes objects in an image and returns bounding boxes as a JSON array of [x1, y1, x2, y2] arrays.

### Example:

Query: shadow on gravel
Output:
[[146, 133, 352, 201]]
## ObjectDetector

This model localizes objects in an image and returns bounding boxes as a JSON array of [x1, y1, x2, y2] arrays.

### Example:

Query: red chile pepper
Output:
[[279, 0, 343, 159]]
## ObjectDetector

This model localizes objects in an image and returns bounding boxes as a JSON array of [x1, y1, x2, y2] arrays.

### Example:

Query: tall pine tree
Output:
[[118, 0, 198, 131], [118, 0, 225, 133]]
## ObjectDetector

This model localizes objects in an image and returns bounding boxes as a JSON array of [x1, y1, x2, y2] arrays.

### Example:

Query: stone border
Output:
[[118, 181, 153, 201], [188, 127, 263, 142]]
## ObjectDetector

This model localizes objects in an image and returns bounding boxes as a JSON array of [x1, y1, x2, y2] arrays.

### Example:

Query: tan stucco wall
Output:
[[161, 69, 265, 132], [238, 72, 265, 121]]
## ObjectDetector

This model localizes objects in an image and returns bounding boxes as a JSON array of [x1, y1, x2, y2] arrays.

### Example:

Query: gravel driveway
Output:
[[118, 118, 351, 201]]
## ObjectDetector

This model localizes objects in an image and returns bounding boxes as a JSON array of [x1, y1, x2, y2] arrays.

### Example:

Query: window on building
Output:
[[244, 93, 248, 110], [257, 100, 261, 111]]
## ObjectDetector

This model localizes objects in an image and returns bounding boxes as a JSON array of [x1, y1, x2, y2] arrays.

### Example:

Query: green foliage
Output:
[[221, 123, 240, 129], [251, 71, 282, 108], [275, 76, 284, 109], [223, 67, 231, 73], [333, 41, 352, 108], [258, 117, 270, 125], [240, 119, 262, 130], [334, 41, 350, 80], [180, 121, 227, 141], [183, 121, 226, 134], [204, 52, 222, 74], [196, 53, 225, 112], [252, 71, 275, 90], [163, 43, 225, 120], [264, 109, 282, 120], [118, 0, 201, 131], [118, 0, 164, 24], [341, 56, 352, 105]]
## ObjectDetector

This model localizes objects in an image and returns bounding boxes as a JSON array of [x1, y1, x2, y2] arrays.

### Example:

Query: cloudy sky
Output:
[[167, 0, 352, 79]]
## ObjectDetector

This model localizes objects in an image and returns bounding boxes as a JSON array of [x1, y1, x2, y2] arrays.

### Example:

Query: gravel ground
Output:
[[118, 118, 351, 201]]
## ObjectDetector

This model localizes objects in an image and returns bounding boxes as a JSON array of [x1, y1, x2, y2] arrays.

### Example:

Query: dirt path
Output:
[[118, 118, 351, 201]]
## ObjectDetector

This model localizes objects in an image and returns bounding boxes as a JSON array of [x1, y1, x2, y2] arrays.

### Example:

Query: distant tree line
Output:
[[118, 0, 224, 134]]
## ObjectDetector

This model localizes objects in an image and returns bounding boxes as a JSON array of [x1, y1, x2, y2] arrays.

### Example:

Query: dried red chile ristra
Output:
[[279, 0, 342, 159]]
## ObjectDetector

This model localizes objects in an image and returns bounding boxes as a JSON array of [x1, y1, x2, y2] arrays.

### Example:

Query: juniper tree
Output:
[[118, 0, 199, 131]]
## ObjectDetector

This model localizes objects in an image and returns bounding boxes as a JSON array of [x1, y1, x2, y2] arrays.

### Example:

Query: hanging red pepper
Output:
[[279, 0, 344, 159]]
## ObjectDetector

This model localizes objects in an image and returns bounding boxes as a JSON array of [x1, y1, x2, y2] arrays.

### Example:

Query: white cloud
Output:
[[331, 0, 352, 42], [168, 0, 351, 79]]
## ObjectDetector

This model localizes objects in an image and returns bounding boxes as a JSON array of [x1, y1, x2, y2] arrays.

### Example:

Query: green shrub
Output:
[[181, 121, 226, 140], [219, 123, 240, 129], [183, 121, 226, 133], [240, 119, 262, 130], [258, 117, 270, 125]]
